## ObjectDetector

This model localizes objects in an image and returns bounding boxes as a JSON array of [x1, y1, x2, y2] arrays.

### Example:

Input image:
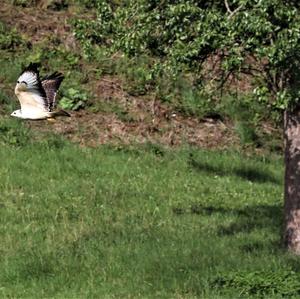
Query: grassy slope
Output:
[[0, 0, 283, 150], [0, 127, 288, 298]]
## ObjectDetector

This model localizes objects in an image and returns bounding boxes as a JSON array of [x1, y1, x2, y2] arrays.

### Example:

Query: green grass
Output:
[[0, 3, 291, 297], [0, 120, 293, 298]]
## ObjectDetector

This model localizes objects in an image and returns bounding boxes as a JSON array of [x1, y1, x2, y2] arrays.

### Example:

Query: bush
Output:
[[0, 21, 24, 50], [59, 87, 88, 111]]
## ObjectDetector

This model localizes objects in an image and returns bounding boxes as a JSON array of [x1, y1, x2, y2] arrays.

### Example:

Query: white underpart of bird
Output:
[[11, 63, 70, 120]]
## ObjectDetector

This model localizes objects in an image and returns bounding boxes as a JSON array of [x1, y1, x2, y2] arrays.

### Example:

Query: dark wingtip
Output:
[[21, 62, 40, 74], [28, 62, 39, 71], [42, 71, 64, 81]]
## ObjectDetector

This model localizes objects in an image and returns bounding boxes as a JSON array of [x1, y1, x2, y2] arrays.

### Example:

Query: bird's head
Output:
[[15, 80, 28, 93], [11, 109, 22, 118]]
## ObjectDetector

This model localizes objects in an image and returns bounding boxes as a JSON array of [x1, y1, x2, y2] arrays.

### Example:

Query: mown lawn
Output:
[[0, 119, 296, 298]]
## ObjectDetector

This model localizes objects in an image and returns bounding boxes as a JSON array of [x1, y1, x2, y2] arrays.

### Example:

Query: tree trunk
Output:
[[284, 107, 300, 253]]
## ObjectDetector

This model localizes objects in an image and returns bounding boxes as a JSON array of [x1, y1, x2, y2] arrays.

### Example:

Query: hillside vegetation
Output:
[[0, 0, 283, 150]]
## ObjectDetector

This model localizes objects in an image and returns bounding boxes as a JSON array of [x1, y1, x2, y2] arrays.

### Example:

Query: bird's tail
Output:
[[50, 110, 71, 118]]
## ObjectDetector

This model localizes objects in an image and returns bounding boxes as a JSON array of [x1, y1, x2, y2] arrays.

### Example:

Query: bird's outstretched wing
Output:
[[41, 72, 64, 111], [15, 63, 48, 112]]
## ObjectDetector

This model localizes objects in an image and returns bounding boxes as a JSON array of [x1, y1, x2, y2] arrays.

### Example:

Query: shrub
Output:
[[59, 87, 88, 111], [0, 21, 24, 51]]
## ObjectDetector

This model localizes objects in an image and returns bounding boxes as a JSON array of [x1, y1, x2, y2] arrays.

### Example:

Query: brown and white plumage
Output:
[[12, 63, 70, 120], [41, 71, 64, 111]]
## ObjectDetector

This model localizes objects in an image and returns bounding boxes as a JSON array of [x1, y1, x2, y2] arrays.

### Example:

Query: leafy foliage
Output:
[[72, 1, 225, 68], [72, 0, 300, 111], [27, 45, 80, 68], [59, 87, 88, 111], [0, 21, 24, 50]]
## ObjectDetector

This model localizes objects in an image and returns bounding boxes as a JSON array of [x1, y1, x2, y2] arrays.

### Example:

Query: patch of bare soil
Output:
[[1, 1, 238, 148], [29, 76, 238, 148], [30, 104, 237, 148], [0, 1, 80, 49]]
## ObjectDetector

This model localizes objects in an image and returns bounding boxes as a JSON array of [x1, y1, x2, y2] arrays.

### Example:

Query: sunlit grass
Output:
[[0, 120, 289, 298], [0, 3, 289, 297]]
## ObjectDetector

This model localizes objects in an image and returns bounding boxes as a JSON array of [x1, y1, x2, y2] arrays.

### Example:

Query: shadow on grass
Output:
[[188, 156, 280, 184], [173, 203, 283, 251], [192, 203, 281, 233]]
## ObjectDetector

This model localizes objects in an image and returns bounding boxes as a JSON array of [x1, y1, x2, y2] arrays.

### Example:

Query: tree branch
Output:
[[224, 0, 243, 18], [224, 0, 232, 14]]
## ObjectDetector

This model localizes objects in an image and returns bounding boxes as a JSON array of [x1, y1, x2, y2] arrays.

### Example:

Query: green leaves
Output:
[[59, 88, 88, 111], [0, 22, 24, 51], [222, 1, 300, 107], [72, 0, 300, 111]]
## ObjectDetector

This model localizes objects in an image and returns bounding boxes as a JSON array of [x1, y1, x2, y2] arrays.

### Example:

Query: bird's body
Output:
[[11, 63, 70, 120]]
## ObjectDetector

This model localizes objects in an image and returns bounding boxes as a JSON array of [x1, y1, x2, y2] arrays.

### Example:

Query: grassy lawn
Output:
[[0, 119, 294, 298], [0, 2, 296, 298]]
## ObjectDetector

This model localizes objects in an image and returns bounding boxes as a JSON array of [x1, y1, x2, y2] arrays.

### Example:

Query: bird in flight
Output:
[[11, 63, 70, 120]]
